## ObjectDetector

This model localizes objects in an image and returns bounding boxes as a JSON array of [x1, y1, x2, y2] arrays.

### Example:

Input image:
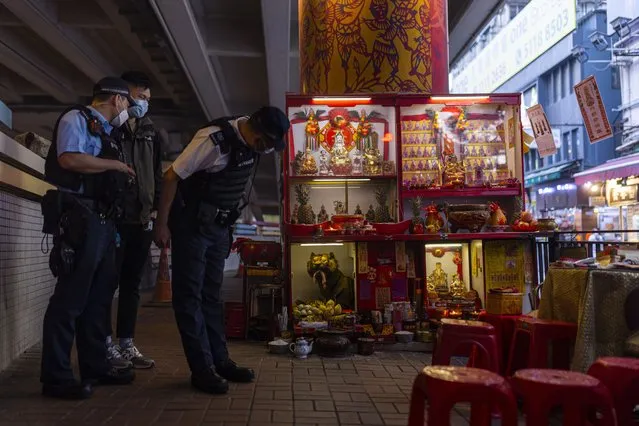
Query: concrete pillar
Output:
[[298, 0, 449, 95]]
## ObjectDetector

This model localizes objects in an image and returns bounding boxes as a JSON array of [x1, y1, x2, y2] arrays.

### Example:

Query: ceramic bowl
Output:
[[268, 340, 290, 355]]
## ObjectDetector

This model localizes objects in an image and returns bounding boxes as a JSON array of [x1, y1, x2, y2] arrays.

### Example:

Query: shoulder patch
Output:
[[209, 130, 230, 154], [210, 130, 225, 144]]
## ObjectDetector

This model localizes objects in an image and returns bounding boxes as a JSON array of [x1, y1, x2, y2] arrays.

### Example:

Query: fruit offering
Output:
[[512, 211, 538, 232], [488, 202, 507, 226], [293, 299, 345, 323]]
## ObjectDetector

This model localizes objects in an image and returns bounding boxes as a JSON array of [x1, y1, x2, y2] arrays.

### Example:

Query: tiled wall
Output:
[[0, 190, 55, 372]]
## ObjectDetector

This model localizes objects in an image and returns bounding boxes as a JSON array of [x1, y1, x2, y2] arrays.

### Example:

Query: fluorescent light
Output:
[[430, 96, 490, 101], [299, 243, 344, 247], [425, 243, 463, 248], [311, 178, 371, 182], [312, 97, 372, 103]]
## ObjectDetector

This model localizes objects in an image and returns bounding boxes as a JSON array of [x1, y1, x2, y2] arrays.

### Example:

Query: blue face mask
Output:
[[128, 99, 149, 118]]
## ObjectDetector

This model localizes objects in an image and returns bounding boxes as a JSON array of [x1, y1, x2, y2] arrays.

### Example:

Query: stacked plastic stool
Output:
[[433, 319, 500, 373], [408, 366, 518, 426], [588, 356, 639, 426], [512, 368, 617, 425]]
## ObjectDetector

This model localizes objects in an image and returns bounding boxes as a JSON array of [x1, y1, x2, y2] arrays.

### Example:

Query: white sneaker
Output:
[[106, 344, 133, 369], [120, 344, 155, 369]]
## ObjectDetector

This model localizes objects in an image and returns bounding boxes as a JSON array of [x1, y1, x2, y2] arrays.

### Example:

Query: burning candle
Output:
[[383, 133, 392, 162]]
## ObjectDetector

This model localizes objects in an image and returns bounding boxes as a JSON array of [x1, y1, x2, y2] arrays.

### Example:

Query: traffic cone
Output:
[[152, 247, 172, 304]]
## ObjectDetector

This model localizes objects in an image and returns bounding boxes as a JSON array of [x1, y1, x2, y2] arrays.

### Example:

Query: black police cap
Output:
[[93, 77, 135, 105], [251, 106, 291, 152]]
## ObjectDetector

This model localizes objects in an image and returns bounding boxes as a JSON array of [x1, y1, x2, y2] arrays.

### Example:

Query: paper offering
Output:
[[526, 104, 556, 158]]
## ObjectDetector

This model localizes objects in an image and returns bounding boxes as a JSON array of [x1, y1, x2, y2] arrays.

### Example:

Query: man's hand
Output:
[[154, 222, 171, 249], [112, 160, 136, 177]]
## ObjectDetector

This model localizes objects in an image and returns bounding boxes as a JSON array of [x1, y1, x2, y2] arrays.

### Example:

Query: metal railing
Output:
[[533, 230, 639, 283]]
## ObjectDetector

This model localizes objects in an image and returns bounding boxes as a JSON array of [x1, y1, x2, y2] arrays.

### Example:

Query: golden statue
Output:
[[442, 154, 465, 188], [450, 274, 466, 298], [300, 148, 318, 175], [427, 262, 448, 294]]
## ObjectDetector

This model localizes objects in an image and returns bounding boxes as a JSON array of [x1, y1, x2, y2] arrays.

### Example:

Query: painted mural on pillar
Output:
[[299, 0, 448, 95]]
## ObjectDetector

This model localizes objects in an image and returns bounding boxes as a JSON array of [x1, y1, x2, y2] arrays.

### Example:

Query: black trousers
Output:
[[107, 223, 153, 339], [40, 211, 115, 384], [170, 213, 231, 374]]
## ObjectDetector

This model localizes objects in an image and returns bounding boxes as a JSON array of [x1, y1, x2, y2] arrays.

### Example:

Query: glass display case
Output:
[[398, 95, 523, 193], [287, 101, 397, 178], [283, 94, 531, 319]]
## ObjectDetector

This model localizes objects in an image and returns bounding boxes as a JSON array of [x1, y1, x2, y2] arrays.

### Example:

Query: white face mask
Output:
[[129, 99, 149, 118], [111, 108, 129, 128]]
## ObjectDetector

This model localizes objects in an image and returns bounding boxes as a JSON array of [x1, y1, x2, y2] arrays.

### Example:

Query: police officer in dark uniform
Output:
[[40, 77, 137, 399], [154, 107, 289, 394]]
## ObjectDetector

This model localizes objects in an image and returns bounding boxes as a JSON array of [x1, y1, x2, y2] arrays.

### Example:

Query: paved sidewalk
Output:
[[0, 302, 503, 425]]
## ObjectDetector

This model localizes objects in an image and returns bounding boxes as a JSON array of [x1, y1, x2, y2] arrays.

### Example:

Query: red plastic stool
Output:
[[588, 356, 639, 426], [506, 316, 577, 375], [433, 319, 500, 373], [408, 366, 518, 426], [512, 369, 617, 425]]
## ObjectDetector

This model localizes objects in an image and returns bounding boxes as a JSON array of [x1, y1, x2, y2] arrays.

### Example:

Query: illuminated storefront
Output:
[[574, 154, 639, 240]]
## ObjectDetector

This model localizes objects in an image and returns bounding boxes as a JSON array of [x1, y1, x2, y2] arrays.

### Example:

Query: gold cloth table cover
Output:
[[538, 268, 639, 372]]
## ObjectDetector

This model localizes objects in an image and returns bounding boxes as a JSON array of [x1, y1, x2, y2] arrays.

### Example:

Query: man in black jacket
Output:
[[106, 71, 163, 369]]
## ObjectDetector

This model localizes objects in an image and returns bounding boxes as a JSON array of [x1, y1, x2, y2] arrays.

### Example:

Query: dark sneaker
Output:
[[42, 381, 93, 400], [107, 344, 133, 369], [85, 366, 136, 386], [120, 344, 155, 369], [191, 367, 229, 394], [215, 359, 254, 383]]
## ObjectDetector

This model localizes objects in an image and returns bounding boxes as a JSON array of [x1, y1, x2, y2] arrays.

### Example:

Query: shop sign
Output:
[[609, 185, 638, 207], [526, 104, 556, 157], [450, 0, 577, 93], [589, 196, 606, 207], [574, 75, 613, 144]]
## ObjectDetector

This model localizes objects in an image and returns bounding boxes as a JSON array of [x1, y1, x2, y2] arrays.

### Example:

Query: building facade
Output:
[[450, 0, 622, 232], [571, 1, 639, 239]]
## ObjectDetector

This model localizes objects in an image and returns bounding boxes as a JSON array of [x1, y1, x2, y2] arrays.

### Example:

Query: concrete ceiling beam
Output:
[[95, 0, 183, 107], [0, 0, 117, 82], [149, 0, 228, 120], [0, 28, 76, 104]]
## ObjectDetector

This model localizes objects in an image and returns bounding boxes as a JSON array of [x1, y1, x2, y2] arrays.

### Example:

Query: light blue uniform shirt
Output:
[[56, 106, 114, 193], [56, 106, 113, 157]]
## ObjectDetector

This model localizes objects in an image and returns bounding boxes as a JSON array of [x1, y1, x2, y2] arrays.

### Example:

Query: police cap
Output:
[[93, 76, 136, 105], [250, 106, 291, 152]]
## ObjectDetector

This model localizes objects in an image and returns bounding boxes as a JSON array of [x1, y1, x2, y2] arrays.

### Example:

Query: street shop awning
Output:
[[573, 153, 639, 185], [525, 162, 577, 187]]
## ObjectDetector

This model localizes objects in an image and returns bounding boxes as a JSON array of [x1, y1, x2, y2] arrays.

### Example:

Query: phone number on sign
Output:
[[517, 8, 571, 69]]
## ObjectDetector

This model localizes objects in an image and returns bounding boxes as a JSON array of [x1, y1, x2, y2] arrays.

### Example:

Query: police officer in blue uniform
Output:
[[154, 107, 289, 394], [40, 77, 138, 399]]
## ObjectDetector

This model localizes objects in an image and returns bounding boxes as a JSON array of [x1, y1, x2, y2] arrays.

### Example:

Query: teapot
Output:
[[289, 337, 313, 359]]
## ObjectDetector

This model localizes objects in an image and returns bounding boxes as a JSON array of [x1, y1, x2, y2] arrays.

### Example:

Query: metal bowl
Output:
[[447, 204, 489, 233]]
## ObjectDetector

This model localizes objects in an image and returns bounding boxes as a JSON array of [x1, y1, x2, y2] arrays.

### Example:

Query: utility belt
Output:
[[41, 189, 114, 278], [194, 201, 241, 230]]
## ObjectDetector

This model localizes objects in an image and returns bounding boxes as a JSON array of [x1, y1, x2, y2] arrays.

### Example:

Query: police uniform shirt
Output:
[[57, 107, 113, 157], [56, 107, 114, 193], [171, 116, 249, 180]]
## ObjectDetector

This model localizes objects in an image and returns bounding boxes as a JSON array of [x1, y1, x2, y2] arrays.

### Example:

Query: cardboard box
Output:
[[486, 293, 523, 315]]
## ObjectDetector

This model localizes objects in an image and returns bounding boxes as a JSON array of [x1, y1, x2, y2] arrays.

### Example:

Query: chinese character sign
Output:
[[574, 75, 613, 144], [526, 104, 556, 158]]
